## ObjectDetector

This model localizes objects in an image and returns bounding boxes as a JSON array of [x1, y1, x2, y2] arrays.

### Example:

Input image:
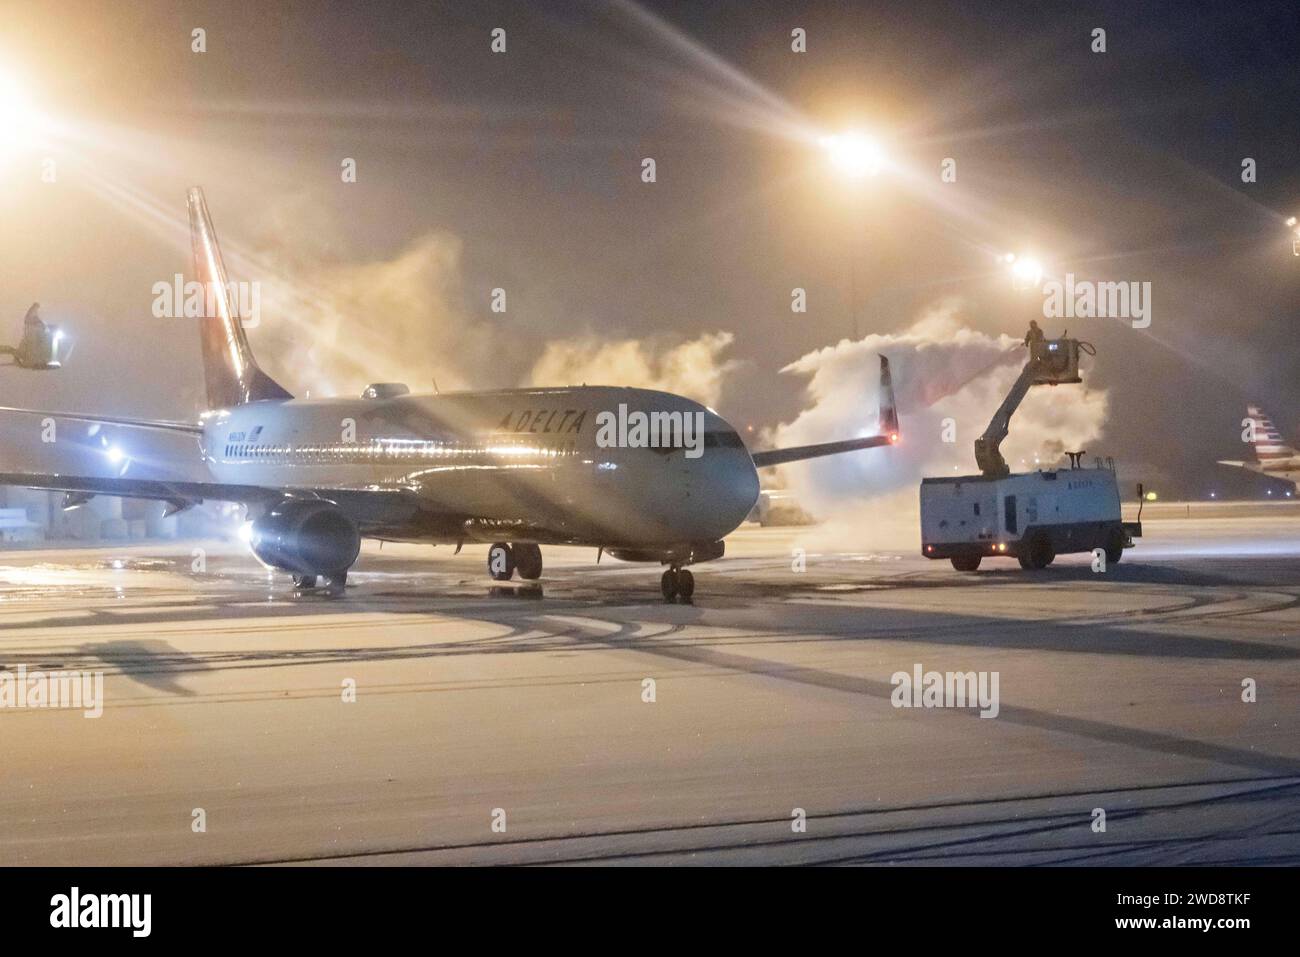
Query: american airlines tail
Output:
[[187, 187, 292, 409], [1242, 404, 1298, 462], [1217, 403, 1300, 484]]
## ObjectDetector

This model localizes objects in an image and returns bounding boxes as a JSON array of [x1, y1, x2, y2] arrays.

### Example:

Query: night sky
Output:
[[1, 0, 1297, 497]]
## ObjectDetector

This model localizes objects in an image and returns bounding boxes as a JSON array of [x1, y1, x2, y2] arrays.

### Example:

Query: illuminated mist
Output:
[[527, 331, 739, 406], [768, 301, 1109, 550]]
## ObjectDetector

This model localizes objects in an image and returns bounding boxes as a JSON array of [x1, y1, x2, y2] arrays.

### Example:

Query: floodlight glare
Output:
[[1009, 255, 1044, 289], [0, 68, 43, 159], [820, 131, 883, 178]]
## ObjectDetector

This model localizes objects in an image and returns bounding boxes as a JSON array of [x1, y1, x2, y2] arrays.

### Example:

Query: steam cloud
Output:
[[527, 332, 739, 406], [248, 224, 494, 397], [234, 203, 1111, 556], [768, 301, 1109, 550], [243, 195, 740, 402]]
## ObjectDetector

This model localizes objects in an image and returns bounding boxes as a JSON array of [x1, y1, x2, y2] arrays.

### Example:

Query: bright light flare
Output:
[[1005, 253, 1044, 290], [105, 445, 125, 464], [820, 131, 883, 179], [0, 67, 46, 159]]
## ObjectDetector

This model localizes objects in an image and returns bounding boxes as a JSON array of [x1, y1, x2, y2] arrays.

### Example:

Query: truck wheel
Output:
[[1018, 534, 1054, 570], [1105, 528, 1125, 565], [950, 555, 981, 572]]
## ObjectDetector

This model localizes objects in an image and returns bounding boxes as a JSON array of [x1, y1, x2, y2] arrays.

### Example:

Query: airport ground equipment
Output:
[[921, 335, 1140, 571], [973, 336, 1088, 479], [0, 303, 67, 370]]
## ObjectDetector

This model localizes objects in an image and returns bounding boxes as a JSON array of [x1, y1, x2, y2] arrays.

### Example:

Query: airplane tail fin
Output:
[[1244, 403, 1297, 462], [188, 187, 292, 410], [750, 354, 899, 468], [877, 354, 899, 441]]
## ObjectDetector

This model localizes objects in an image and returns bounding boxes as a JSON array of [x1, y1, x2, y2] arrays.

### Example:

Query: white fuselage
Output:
[[199, 386, 761, 548]]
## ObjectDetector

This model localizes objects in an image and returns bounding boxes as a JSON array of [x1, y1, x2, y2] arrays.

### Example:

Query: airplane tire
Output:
[[488, 543, 515, 581], [292, 574, 318, 589], [676, 568, 695, 600], [950, 555, 981, 572], [660, 569, 679, 601], [514, 543, 543, 580], [324, 570, 347, 596]]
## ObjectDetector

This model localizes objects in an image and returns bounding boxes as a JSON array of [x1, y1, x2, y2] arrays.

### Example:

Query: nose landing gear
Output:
[[513, 543, 543, 580], [488, 542, 543, 581], [660, 566, 695, 603], [488, 542, 515, 581]]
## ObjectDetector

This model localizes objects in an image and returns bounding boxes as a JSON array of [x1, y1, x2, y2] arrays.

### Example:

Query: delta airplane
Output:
[[0, 189, 899, 600]]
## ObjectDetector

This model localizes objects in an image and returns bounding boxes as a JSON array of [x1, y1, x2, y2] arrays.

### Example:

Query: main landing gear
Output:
[[488, 542, 543, 581], [293, 571, 348, 596], [660, 565, 695, 603]]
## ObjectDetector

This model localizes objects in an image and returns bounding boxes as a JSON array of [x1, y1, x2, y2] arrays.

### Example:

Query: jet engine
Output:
[[249, 501, 361, 576]]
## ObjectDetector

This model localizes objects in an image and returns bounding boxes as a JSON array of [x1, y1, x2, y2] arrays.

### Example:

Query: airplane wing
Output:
[[0, 470, 424, 523], [751, 432, 895, 468], [0, 406, 203, 435], [751, 354, 899, 468], [0, 471, 274, 505], [0, 412, 419, 515]]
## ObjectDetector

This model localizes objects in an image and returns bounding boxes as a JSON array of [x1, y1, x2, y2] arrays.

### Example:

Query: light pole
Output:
[[819, 131, 883, 340]]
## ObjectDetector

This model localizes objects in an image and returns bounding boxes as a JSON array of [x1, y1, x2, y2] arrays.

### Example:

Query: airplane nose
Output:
[[697, 449, 760, 539]]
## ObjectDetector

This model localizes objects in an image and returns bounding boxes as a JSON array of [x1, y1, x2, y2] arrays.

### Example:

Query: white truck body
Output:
[[920, 466, 1138, 569]]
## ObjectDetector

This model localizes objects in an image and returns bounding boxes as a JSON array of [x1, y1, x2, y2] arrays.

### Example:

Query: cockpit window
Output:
[[647, 431, 745, 454]]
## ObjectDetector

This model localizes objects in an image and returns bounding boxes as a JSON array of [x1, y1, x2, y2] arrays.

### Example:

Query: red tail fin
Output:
[[188, 187, 291, 409]]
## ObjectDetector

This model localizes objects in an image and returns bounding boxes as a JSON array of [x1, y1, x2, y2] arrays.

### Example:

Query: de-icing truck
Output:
[[919, 336, 1141, 571]]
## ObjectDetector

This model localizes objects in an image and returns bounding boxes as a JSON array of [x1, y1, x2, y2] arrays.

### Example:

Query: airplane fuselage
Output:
[[1237, 458, 1300, 485], [201, 386, 761, 551], [1217, 457, 1300, 487]]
